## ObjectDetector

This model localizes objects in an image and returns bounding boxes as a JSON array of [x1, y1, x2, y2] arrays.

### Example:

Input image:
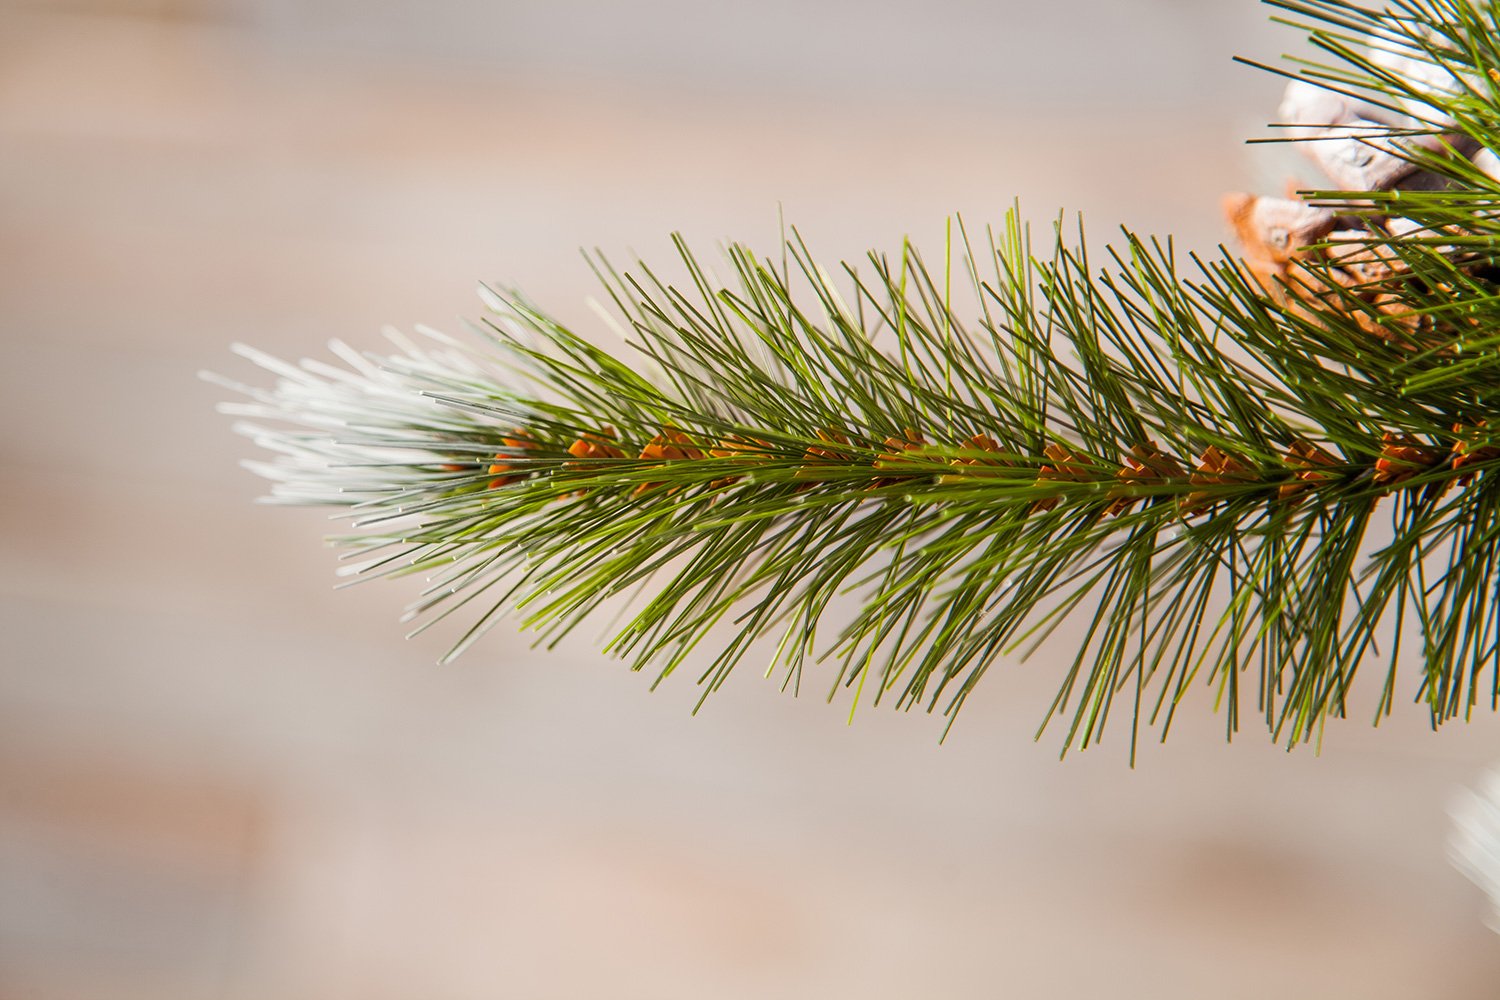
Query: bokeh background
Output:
[[4, 1, 1500, 997]]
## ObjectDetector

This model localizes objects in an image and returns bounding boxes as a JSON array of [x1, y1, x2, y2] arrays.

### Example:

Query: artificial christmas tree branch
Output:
[[212, 0, 1500, 758]]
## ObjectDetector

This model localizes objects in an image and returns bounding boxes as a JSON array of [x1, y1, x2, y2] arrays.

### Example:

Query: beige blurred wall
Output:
[[3, 2, 1499, 999]]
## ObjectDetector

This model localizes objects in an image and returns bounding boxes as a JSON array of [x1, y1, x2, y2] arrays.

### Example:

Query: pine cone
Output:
[[1224, 66, 1496, 348]]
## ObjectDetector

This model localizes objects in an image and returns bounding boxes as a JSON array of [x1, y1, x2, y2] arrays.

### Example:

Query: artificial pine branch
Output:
[[211, 0, 1500, 757]]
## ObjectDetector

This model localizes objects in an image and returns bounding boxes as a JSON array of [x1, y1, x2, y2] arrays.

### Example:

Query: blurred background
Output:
[[3, 0, 1500, 997]]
